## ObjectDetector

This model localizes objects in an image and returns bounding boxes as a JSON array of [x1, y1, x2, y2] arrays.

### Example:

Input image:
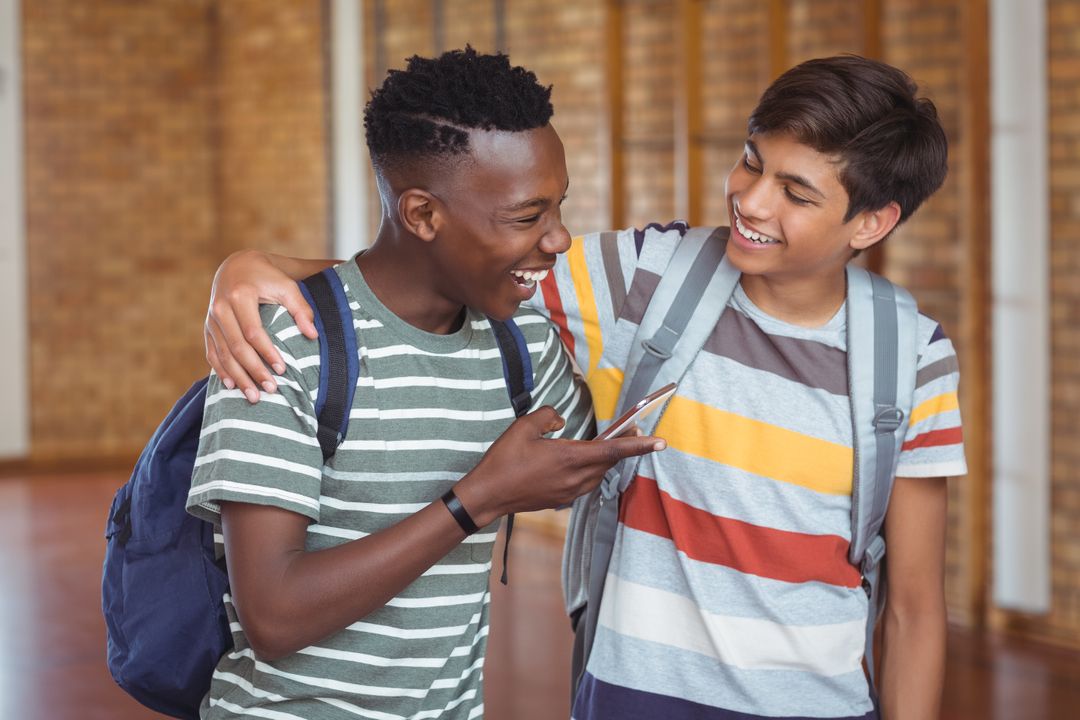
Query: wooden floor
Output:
[[1, 472, 1077, 720]]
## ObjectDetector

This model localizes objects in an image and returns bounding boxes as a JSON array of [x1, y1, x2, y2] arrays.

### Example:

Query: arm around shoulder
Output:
[[205, 250, 340, 400]]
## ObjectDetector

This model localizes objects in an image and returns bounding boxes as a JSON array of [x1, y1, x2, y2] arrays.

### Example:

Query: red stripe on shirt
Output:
[[539, 272, 575, 357], [620, 475, 862, 589], [901, 426, 963, 452]]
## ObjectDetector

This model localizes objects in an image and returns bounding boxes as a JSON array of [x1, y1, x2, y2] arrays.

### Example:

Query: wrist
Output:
[[441, 489, 479, 535], [450, 476, 498, 529]]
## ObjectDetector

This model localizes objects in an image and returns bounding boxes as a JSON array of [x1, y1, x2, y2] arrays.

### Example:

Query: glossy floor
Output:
[[1, 473, 1077, 719]]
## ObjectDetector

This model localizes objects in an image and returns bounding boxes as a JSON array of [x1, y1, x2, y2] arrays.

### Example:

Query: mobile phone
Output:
[[594, 382, 678, 441]]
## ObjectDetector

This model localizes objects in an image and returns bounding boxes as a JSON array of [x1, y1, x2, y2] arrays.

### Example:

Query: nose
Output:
[[736, 175, 771, 224], [541, 219, 573, 256]]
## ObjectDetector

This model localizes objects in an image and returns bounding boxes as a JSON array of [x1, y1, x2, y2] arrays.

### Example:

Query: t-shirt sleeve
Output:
[[894, 319, 968, 478], [525, 317, 597, 441], [525, 228, 643, 385], [187, 304, 325, 524], [526, 223, 686, 423]]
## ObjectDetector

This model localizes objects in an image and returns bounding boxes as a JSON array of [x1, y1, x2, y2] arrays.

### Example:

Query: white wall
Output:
[[0, 0, 29, 459], [991, 0, 1050, 612], [331, 0, 370, 256]]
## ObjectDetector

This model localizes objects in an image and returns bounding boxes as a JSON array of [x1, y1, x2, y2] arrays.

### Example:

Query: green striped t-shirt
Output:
[[187, 255, 594, 720]]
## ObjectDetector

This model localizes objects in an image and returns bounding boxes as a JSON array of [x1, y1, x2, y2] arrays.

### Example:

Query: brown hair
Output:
[[748, 55, 947, 225]]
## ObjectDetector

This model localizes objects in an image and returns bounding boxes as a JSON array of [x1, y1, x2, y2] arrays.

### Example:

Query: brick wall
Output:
[[700, 0, 769, 226], [23, 0, 330, 461], [787, 0, 866, 65], [214, 0, 330, 256], [620, 0, 677, 229], [502, 0, 608, 235], [879, 0, 970, 616], [23, 0, 218, 460]]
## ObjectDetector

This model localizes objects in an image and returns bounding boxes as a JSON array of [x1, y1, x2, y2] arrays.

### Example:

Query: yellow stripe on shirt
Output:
[[908, 391, 959, 427], [588, 367, 624, 422], [567, 237, 604, 380], [655, 395, 854, 496]]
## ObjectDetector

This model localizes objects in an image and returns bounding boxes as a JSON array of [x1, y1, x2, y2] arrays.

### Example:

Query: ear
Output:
[[397, 189, 443, 242], [850, 201, 901, 251]]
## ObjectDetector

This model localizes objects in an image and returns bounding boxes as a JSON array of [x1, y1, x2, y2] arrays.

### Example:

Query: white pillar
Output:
[[990, 0, 1050, 612], [0, 0, 29, 459], [330, 0, 370, 256]]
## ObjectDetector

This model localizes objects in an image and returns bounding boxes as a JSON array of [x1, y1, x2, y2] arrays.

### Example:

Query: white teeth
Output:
[[511, 268, 549, 285], [735, 217, 778, 245]]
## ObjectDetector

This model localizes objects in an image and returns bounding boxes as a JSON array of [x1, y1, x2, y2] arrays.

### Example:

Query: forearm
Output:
[[264, 252, 340, 281], [225, 497, 473, 660], [877, 596, 947, 720], [224, 409, 662, 661]]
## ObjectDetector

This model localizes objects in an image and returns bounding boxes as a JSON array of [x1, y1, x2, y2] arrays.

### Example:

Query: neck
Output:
[[739, 270, 847, 328], [356, 230, 466, 335]]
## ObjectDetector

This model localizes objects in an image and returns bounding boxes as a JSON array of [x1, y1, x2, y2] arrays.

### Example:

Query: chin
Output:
[[725, 248, 779, 280], [466, 289, 515, 321], [484, 302, 520, 322]]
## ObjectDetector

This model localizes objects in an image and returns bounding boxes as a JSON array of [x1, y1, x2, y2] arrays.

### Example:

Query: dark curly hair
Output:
[[748, 55, 947, 226], [364, 47, 554, 172]]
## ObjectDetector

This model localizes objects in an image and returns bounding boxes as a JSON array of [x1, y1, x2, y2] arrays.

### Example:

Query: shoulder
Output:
[[506, 306, 582, 380], [629, 220, 692, 273], [509, 305, 559, 341], [506, 307, 564, 367], [261, 303, 322, 390], [563, 221, 691, 270], [915, 312, 959, 366]]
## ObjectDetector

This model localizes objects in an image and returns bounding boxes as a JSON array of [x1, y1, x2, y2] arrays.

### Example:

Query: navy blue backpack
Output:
[[102, 268, 533, 719]]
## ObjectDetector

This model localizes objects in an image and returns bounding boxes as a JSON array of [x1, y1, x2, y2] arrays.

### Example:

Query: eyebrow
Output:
[[745, 140, 826, 199], [499, 178, 571, 214]]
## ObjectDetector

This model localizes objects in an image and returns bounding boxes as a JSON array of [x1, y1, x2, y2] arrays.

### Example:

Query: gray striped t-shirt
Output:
[[187, 255, 594, 720]]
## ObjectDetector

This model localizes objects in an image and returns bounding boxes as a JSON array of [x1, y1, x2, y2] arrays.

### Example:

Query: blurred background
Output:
[[0, 0, 1077, 718]]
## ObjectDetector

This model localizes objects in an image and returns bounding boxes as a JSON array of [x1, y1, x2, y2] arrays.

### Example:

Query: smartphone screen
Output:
[[594, 382, 678, 441]]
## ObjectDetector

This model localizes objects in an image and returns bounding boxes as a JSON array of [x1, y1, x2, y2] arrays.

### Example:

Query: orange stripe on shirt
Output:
[[539, 272, 575, 357], [902, 426, 963, 452], [620, 475, 861, 588], [566, 237, 604, 379], [656, 395, 854, 496]]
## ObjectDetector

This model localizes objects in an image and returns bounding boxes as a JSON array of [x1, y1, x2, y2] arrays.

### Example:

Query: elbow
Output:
[[231, 593, 301, 662], [243, 626, 293, 663], [884, 587, 947, 631]]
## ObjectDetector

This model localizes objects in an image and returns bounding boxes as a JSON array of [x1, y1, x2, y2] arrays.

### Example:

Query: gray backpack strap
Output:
[[845, 265, 918, 688], [611, 226, 736, 492], [570, 226, 739, 698]]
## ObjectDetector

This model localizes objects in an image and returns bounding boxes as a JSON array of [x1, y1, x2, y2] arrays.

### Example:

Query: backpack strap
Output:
[[299, 268, 361, 463], [490, 317, 535, 417], [572, 226, 738, 695], [611, 226, 737, 492], [845, 265, 919, 689], [488, 316, 535, 585]]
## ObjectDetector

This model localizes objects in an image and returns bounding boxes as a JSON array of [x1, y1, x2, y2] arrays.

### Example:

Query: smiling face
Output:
[[724, 132, 897, 283], [423, 124, 571, 321]]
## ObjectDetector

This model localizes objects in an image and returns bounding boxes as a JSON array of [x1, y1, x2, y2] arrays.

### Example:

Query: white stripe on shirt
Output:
[[598, 573, 865, 676]]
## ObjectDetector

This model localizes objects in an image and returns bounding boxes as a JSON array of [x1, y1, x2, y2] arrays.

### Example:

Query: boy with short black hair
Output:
[[209, 55, 965, 719], [188, 48, 662, 720]]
